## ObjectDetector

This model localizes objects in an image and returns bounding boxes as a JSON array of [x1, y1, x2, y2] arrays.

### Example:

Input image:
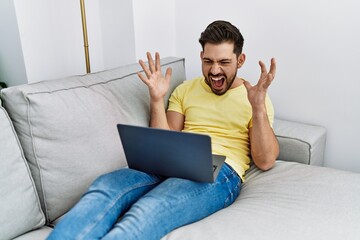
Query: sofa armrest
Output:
[[273, 118, 327, 166]]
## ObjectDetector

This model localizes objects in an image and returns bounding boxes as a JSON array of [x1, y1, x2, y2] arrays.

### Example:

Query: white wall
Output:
[[12, 0, 136, 83], [3, 0, 168, 85], [173, 0, 360, 173], [0, 0, 27, 86], [133, 0, 176, 61], [97, 0, 136, 70], [14, 0, 85, 83]]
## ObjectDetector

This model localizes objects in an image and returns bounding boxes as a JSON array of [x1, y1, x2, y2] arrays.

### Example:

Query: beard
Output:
[[204, 70, 237, 96]]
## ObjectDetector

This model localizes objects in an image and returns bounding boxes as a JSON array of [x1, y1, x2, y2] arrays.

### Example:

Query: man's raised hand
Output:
[[243, 58, 276, 110], [137, 52, 172, 102]]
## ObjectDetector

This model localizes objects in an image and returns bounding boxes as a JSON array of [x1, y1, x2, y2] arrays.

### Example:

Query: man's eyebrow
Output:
[[203, 57, 232, 62], [202, 57, 213, 61]]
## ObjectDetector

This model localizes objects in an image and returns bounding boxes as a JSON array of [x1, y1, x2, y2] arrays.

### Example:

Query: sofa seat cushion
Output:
[[0, 106, 45, 239], [163, 161, 360, 240], [12, 226, 52, 240]]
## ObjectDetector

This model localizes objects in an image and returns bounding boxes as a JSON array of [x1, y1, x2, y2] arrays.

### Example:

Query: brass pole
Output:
[[80, 0, 91, 73]]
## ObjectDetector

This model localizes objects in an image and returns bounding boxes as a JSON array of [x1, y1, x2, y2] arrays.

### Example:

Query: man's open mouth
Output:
[[210, 76, 226, 89]]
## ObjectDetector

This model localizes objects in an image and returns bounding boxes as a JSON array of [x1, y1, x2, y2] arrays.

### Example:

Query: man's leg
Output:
[[47, 168, 163, 240], [103, 163, 242, 240]]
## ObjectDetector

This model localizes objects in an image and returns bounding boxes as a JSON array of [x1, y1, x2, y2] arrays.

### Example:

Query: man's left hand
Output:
[[243, 58, 276, 111]]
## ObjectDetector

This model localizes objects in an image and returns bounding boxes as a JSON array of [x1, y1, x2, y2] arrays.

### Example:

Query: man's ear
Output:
[[237, 53, 246, 68]]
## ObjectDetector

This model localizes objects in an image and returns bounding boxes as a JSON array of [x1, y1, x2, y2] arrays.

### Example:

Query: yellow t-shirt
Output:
[[167, 77, 274, 180]]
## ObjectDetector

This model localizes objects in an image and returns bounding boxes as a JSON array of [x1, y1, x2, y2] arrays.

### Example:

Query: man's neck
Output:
[[230, 77, 244, 89]]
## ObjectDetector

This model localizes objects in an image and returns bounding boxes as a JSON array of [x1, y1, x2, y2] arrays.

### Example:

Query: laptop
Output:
[[117, 124, 226, 183]]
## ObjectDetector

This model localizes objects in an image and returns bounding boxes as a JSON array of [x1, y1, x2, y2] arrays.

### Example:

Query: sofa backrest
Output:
[[0, 57, 186, 223], [0, 105, 45, 239]]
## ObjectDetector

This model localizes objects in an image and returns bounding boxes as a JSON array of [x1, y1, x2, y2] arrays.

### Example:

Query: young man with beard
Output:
[[48, 20, 279, 240]]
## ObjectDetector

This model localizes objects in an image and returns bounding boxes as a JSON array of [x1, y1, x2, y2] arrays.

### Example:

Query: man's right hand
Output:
[[137, 52, 172, 102]]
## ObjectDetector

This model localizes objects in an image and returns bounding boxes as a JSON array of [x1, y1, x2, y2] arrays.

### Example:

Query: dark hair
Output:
[[199, 20, 244, 56]]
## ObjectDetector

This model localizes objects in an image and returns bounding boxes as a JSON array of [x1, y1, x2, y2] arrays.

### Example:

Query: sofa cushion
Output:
[[163, 161, 360, 240], [274, 119, 326, 166], [0, 106, 45, 239], [12, 226, 52, 240], [0, 57, 186, 223]]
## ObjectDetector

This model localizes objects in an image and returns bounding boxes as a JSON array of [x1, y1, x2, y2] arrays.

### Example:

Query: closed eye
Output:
[[202, 58, 232, 65], [220, 61, 231, 65]]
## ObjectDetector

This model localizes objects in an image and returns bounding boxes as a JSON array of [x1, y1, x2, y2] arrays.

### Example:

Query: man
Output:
[[48, 20, 278, 240]]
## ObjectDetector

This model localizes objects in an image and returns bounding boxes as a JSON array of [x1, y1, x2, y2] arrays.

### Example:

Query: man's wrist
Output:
[[251, 105, 267, 117], [150, 98, 165, 109]]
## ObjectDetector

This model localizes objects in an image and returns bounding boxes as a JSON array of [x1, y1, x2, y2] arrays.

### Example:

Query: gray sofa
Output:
[[1, 57, 359, 240]]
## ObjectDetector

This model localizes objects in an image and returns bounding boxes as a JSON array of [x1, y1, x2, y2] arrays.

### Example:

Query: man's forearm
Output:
[[149, 99, 170, 130], [250, 109, 279, 171]]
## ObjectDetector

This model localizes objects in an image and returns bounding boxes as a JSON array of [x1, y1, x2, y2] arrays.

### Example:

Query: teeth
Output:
[[211, 76, 224, 81]]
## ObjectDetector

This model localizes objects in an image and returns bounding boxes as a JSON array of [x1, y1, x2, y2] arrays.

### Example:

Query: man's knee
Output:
[[89, 168, 130, 191]]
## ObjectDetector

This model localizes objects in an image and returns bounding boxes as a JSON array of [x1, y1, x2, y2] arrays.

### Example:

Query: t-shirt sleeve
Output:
[[167, 85, 185, 115]]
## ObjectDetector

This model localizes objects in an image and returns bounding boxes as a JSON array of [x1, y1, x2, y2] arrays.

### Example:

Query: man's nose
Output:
[[210, 63, 221, 75]]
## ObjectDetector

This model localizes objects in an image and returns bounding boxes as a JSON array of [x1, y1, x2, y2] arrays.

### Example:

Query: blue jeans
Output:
[[47, 163, 241, 240]]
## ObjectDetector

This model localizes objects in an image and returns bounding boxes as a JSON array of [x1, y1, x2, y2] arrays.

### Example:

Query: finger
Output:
[[165, 67, 172, 81], [139, 59, 152, 79], [269, 58, 276, 78], [147, 52, 156, 73], [243, 80, 253, 92], [137, 72, 150, 86], [263, 73, 274, 89], [261, 58, 276, 89], [259, 60, 268, 74], [155, 52, 161, 72], [258, 60, 268, 80]]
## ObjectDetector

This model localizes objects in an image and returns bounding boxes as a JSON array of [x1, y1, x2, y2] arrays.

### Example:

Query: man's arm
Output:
[[166, 111, 185, 131], [138, 52, 184, 131], [244, 58, 279, 171], [249, 112, 279, 171]]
